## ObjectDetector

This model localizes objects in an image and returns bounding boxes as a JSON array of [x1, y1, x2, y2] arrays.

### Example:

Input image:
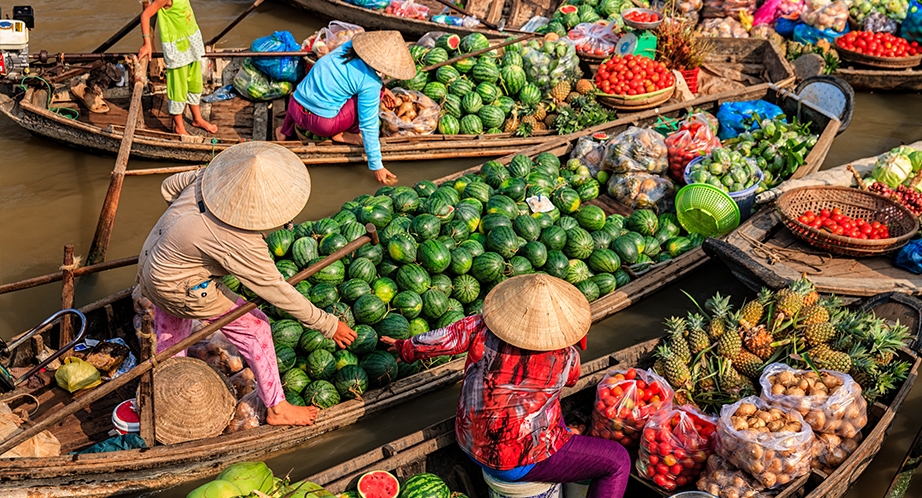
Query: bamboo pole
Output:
[[0, 256, 138, 294], [205, 0, 265, 47], [0, 226, 379, 456], [137, 312, 156, 447], [124, 165, 205, 176], [59, 245, 76, 355], [92, 14, 143, 53], [86, 56, 149, 265]]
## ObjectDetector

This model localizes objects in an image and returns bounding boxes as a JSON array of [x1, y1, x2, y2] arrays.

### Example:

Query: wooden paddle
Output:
[[92, 14, 143, 54], [0, 225, 379, 454], [206, 0, 265, 47]]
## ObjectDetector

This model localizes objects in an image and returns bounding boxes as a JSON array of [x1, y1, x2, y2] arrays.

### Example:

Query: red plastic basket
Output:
[[680, 68, 700, 94]]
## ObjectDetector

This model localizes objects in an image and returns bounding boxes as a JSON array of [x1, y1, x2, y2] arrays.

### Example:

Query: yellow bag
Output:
[[55, 357, 102, 393]]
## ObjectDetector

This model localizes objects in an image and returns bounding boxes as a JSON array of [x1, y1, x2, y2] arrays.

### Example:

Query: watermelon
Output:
[[410, 46, 428, 63], [498, 178, 527, 202], [540, 226, 568, 251], [521, 241, 548, 268], [402, 70, 428, 92], [333, 350, 360, 371], [428, 274, 451, 297], [427, 197, 456, 224], [309, 283, 339, 308], [410, 214, 441, 242], [436, 311, 466, 329], [424, 47, 449, 66], [506, 255, 533, 276], [588, 248, 621, 274], [441, 220, 471, 244], [353, 294, 388, 325], [501, 50, 523, 67], [395, 264, 431, 295], [308, 258, 345, 286], [282, 368, 311, 395], [319, 233, 348, 256], [611, 236, 640, 265], [418, 288, 448, 320], [333, 209, 358, 226], [392, 290, 424, 320], [435, 33, 461, 53], [347, 257, 378, 285], [508, 154, 533, 179], [543, 250, 570, 279], [320, 338, 337, 354], [275, 260, 298, 280], [306, 349, 336, 381], [460, 33, 490, 53], [418, 240, 452, 274], [481, 161, 510, 189], [399, 473, 450, 498], [591, 272, 617, 295], [566, 259, 592, 284], [438, 115, 460, 135], [298, 329, 325, 355], [397, 360, 421, 379], [500, 65, 527, 95], [408, 317, 429, 336], [414, 180, 438, 197], [266, 229, 294, 258], [643, 236, 661, 257], [495, 95, 516, 116], [449, 78, 474, 97], [441, 95, 463, 120], [471, 252, 505, 283], [275, 344, 297, 374], [292, 237, 319, 269], [377, 258, 400, 279], [575, 205, 606, 232], [513, 215, 541, 242], [486, 226, 519, 259], [372, 277, 399, 303], [534, 152, 560, 174], [302, 380, 340, 409], [453, 57, 475, 74], [445, 247, 472, 275], [271, 320, 303, 350], [357, 470, 400, 498], [463, 181, 492, 204], [451, 275, 480, 304], [388, 233, 418, 265], [475, 82, 501, 104], [627, 209, 659, 236], [518, 83, 542, 106], [445, 297, 464, 314], [358, 205, 392, 229], [576, 279, 600, 302], [461, 93, 483, 114], [423, 81, 447, 102], [665, 236, 693, 257], [658, 213, 681, 236], [375, 313, 410, 340], [590, 230, 612, 250], [312, 218, 340, 239], [620, 231, 646, 255], [485, 195, 519, 219], [564, 227, 594, 260], [341, 221, 367, 242], [382, 216, 411, 244], [552, 188, 581, 214], [478, 105, 505, 129], [294, 221, 313, 239], [361, 351, 399, 387], [576, 181, 600, 202], [220, 274, 241, 293], [433, 185, 461, 205], [458, 239, 484, 257], [334, 365, 368, 400], [186, 480, 243, 498], [355, 243, 384, 266]]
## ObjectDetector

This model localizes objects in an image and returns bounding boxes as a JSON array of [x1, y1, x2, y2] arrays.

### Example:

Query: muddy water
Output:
[[1, 1, 922, 495]]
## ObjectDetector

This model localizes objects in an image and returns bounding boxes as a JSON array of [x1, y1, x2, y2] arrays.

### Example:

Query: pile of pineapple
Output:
[[505, 79, 613, 137], [653, 277, 913, 412]]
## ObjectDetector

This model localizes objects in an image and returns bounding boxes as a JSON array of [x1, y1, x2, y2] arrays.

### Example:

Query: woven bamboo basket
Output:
[[776, 186, 919, 257], [596, 85, 675, 110], [835, 44, 922, 69]]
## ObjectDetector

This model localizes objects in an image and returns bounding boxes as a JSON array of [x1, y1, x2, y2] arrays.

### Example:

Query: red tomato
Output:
[[653, 474, 668, 487], [648, 454, 659, 465], [662, 454, 677, 466], [655, 464, 670, 476]]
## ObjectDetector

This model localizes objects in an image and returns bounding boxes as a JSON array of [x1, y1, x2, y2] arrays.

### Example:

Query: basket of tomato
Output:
[[835, 31, 922, 69], [776, 185, 919, 257], [589, 368, 674, 448], [635, 405, 716, 492], [622, 8, 664, 30], [594, 55, 676, 110]]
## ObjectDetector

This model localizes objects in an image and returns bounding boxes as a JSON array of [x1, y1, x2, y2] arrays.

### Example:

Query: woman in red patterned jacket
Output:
[[381, 274, 630, 498]]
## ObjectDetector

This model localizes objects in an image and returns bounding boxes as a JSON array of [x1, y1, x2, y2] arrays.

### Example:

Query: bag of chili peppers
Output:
[[590, 367, 674, 448], [636, 405, 717, 492]]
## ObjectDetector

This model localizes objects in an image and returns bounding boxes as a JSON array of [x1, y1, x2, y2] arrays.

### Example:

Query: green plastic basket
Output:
[[675, 183, 741, 237]]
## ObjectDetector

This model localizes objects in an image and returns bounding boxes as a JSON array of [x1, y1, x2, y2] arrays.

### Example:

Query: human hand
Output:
[[381, 88, 397, 109], [374, 167, 398, 185], [332, 321, 357, 349], [379, 336, 398, 354], [138, 41, 153, 62]]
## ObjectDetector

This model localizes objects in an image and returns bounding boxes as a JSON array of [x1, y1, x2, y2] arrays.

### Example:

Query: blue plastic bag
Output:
[[895, 239, 922, 274], [345, 0, 389, 9], [902, 0, 922, 43], [250, 31, 304, 83], [716, 100, 785, 140], [775, 17, 798, 37], [792, 22, 849, 44]]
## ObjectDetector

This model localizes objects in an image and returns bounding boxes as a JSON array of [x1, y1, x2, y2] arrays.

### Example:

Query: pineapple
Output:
[[705, 293, 733, 340], [743, 324, 774, 360], [813, 349, 853, 373], [533, 122, 548, 131], [665, 319, 692, 363], [544, 113, 558, 127], [804, 322, 836, 347], [774, 287, 804, 318], [566, 91, 581, 104], [717, 328, 742, 360], [521, 115, 539, 128], [502, 112, 519, 133], [550, 80, 571, 102], [653, 358, 667, 378], [799, 278, 820, 307], [869, 321, 912, 366], [847, 345, 876, 389], [655, 344, 691, 389], [717, 357, 752, 394], [734, 349, 764, 379], [799, 304, 830, 326], [533, 104, 547, 122], [576, 78, 595, 95], [686, 313, 710, 354]]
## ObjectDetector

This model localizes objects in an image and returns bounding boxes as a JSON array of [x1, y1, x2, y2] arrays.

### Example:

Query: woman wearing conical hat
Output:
[[381, 275, 630, 498], [277, 31, 416, 185], [134, 142, 357, 426]]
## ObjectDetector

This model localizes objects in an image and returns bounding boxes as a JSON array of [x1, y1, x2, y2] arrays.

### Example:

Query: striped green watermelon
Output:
[[611, 236, 640, 265], [409, 214, 441, 242], [576, 279, 600, 301], [409, 317, 429, 336], [275, 344, 297, 374], [220, 275, 241, 294], [334, 365, 368, 400], [399, 473, 450, 498], [307, 258, 345, 286], [424, 47, 449, 66], [392, 290, 423, 320], [463, 181, 492, 204], [576, 205, 606, 231], [418, 240, 451, 274], [445, 297, 464, 314], [294, 221, 313, 239], [271, 319, 303, 350], [441, 95, 462, 119], [333, 350, 359, 371], [451, 275, 480, 304], [449, 78, 474, 97], [409, 45, 428, 63], [348, 325, 379, 355], [282, 367, 311, 395], [508, 154, 532, 178], [459, 115, 483, 135], [360, 351, 398, 387], [441, 220, 470, 244], [423, 81, 447, 102], [302, 380, 340, 409], [428, 274, 451, 297], [518, 83, 542, 106], [591, 272, 617, 295], [564, 227, 594, 260], [438, 115, 460, 135], [340, 221, 367, 242], [436, 311, 466, 329], [427, 197, 456, 224], [275, 260, 298, 280], [475, 82, 501, 103], [392, 191, 420, 215], [461, 93, 483, 114], [325, 302, 355, 328], [522, 241, 549, 268], [435, 34, 461, 53], [306, 349, 336, 381], [309, 283, 339, 308], [588, 248, 621, 273], [471, 252, 505, 283], [643, 236, 661, 257], [497, 178, 525, 202], [373, 277, 399, 303], [396, 264, 431, 295], [374, 313, 410, 340], [348, 257, 378, 284], [358, 205, 392, 229], [506, 255, 533, 276], [557, 216, 579, 231], [543, 250, 570, 279], [534, 152, 560, 173], [478, 105, 505, 129], [627, 209, 659, 237], [402, 71, 428, 92], [590, 230, 612, 250], [501, 50, 523, 67], [459, 239, 485, 257], [353, 294, 388, 325], [566, 259, 592, 284], [500, 65, 527, 96], [298, 329, 325, 355], [665, 236, 693, 258], [454, 204, 482, 233], [486, 226, 519, 259], [414, 180, 438, 197], [354, 243, 383, 266], [311, 218, 340, 240], [485, 195, 519, 219], [478, 213, 512, 234], [421, 289, 450, 320], [397, 360, 421, 379], [460, 33, 490, 53], [481, 161, 509, 189], [447, 247, 473, 275], [495, 95, 516, 116], [285, 392, 305, 407], [513, 215, 541, 242], [453, 57, 475, 74], [388, 233, 418, 265], [465, 298, 484, 316], [576, 181, 600, 202], [266, 229, 294, 258], [552, 188, 582, 214]]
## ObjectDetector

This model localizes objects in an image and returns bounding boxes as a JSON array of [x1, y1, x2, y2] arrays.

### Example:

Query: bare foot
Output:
[[191, 118, 218, 134], [173, 122, 189, 136], [275, 126, 289, 142], [332, 132, 364, 146], [265, 401, 319, 426]]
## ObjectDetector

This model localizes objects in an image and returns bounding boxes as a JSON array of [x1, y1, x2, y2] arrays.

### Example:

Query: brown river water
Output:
[[1, 1, 922, 495]]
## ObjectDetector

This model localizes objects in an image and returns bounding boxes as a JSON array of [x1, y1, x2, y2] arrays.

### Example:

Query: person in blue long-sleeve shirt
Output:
[[278, 31, 416, 185]]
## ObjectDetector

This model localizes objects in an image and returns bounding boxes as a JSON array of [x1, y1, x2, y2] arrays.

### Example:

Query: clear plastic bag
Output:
[[568, 22, 621, 58], [385, 0, 430, 19], [637, 405, 716, 491], [304, 21, 365, 57], [800, 0, 849, 30], [758, 363, 868, 437], [189, 332, 245, 377], [702, 0, 756, 18], [698, 17, 751, 37], [812, 432, 863, 473], [233, 59, 293, 102], [602, 127, 669, 174], [229, 367, 257, 399], [715, 396, 814, 489], [379, 89, 440, 137], [589, 368, 674, 448], [55, 357, 102, 393], [520, 38, 581, 92], [202, 85, 237, 103], [250, 31, 304, 83], [416, 31, 451, 49], [665, 114, 722, 183], [607, 172, 676, 212], [344, 0, 389, 10], [696, 454, 773, 498], [569, 134, 608, 175], [225, 390, 266, 433]]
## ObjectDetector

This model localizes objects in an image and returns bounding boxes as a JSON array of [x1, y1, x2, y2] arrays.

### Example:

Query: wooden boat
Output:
[[306, 292, 922, 498], [0, 82, 837, 497], [0, 40, 795, 166], [703, 145, 922, 297], [835, 66, 922, 92]]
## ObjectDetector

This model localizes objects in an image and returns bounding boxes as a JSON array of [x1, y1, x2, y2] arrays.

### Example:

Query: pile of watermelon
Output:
[[398, 33, 552, 136], [540, 0, 645, 37], [338, 470, 461, 498], [228, 148, 699, 411]]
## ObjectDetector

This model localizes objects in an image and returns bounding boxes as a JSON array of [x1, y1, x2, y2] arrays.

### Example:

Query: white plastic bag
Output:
[[224, 390, 266, 433], [379, 89, 440, 137], [304, 21, 365, 57]]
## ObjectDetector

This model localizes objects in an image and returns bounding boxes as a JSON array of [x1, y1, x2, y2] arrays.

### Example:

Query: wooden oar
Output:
[[0, 225, 379, 455], [85, 56, 149, 266], [206, 0, 265, 47], [429, 0, 500, 31], [92, 14, 142, 53]]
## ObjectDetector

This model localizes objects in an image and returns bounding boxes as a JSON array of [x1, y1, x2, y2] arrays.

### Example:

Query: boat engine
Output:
[[0, 6, 33, 78]]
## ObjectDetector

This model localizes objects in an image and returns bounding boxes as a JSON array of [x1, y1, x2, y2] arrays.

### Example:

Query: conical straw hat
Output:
[[152, 357, 236, 445], [352, 31, 417, 81], [482, 274, 591, 351], [202, 142, 311, 231]]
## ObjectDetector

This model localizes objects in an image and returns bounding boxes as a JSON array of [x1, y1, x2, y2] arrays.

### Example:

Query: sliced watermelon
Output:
[[357, 471, 399, 498]]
